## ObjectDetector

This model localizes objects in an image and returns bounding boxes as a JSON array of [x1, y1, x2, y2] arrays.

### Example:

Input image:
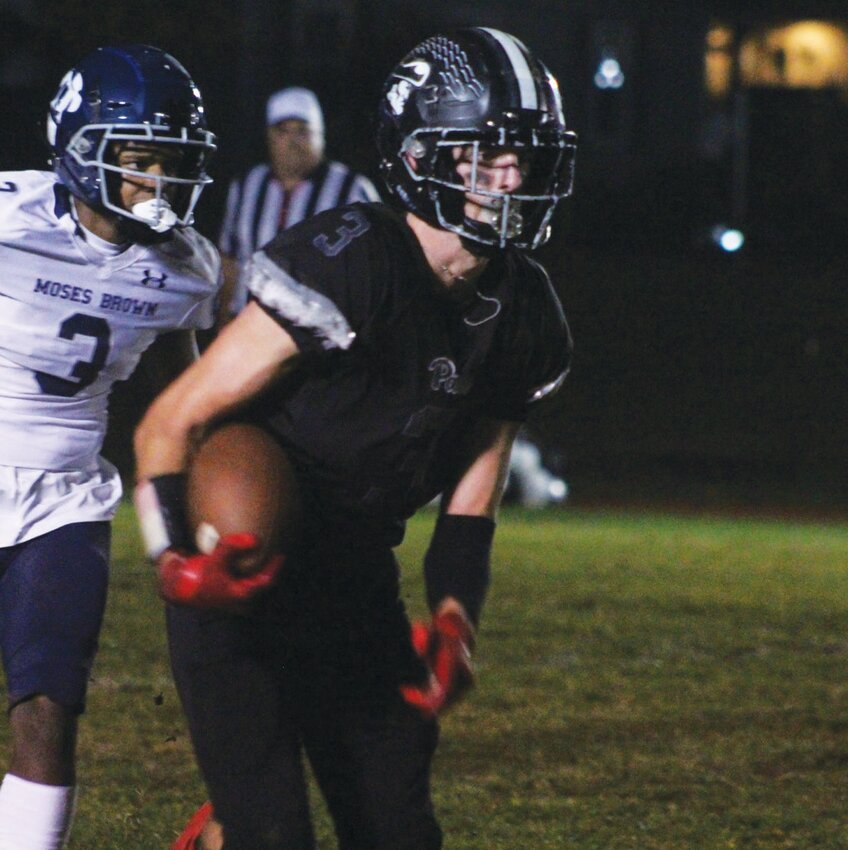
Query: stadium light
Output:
[[594, 57, 625, 89], [710, 224, 745, 252]]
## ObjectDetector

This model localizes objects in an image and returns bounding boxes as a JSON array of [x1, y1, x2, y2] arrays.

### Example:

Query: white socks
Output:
[[0, 775, 76, 850]]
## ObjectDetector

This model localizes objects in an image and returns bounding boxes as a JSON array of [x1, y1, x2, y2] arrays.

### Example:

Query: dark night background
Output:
[[2, 0, 846, 513]]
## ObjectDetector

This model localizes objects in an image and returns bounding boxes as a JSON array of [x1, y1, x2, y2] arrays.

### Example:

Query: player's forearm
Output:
[[443, 471, 503, 518], [134, 354, 215, 477], [134, 304, 301, 479], [442, 419, 518, 518], [134, 418, 196, 479], [134, 384, 203, 479]]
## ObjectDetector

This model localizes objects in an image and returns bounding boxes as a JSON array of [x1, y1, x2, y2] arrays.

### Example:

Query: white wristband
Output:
[[133, 479, 174, 559]]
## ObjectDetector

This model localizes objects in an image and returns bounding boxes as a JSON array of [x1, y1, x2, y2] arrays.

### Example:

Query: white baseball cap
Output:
[[266, 87, 324, 137]]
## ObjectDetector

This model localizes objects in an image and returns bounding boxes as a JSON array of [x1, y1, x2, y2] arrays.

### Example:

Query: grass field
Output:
[[4, 503, 848, 849]]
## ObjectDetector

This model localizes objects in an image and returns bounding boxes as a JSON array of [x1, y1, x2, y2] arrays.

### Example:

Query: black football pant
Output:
[[166, 546, 442, 850]]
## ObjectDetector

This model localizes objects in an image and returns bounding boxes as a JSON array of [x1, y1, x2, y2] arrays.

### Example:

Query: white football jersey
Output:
[[0, 170, 221, 544]]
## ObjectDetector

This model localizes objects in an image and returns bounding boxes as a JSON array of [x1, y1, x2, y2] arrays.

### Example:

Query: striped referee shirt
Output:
[[218, 159, 380, 265]]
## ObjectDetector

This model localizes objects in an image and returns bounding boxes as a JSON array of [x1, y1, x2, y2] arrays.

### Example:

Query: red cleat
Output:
[[171, 801, 214, 850]]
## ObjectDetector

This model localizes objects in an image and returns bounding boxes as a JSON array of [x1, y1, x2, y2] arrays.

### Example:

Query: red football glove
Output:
[[157, 533, 284, 612], [400, 610, 475, 719]]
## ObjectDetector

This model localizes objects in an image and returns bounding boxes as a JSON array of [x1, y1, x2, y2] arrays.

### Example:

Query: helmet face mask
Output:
[[47, 45, 216, 232], [404, 130, 576, 250], [378, 28, 577, 250], [66, 123, 214, 230]]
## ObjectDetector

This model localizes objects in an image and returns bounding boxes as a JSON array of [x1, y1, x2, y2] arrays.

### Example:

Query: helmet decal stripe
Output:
[[478, 28, 538, 110]]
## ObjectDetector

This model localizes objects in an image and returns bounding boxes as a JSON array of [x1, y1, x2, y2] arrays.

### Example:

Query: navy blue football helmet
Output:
[[377, 27, 577, 250], [47, 45, 216, 231]]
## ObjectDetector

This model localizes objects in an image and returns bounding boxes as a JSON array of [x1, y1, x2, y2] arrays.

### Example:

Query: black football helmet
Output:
[[47, 45, 216, 232], [377, 27, 577, 250]]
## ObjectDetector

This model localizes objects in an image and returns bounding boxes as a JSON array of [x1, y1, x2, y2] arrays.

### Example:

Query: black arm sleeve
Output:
[[423, 513, 496, 628]]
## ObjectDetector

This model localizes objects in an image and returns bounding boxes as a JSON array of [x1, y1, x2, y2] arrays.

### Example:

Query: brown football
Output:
[[186, 422, 301, 572]]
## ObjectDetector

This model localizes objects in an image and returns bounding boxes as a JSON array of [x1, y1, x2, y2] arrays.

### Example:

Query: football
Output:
[[186, 422, 301, 571]]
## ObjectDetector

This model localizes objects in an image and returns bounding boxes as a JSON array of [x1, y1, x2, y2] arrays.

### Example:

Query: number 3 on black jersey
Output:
[[312, 210, 370, 257], [36, 313, 111, 397]]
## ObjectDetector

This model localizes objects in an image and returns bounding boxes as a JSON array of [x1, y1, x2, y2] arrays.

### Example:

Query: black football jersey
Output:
[[244, 203, 571, 544]]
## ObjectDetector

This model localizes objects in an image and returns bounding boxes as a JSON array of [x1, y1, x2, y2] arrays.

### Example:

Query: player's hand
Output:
[[156, 533, 283, 612], [400, 609, 475, 718]]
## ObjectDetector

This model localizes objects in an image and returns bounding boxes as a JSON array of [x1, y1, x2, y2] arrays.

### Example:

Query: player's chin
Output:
[[116, 215, 173, 244]]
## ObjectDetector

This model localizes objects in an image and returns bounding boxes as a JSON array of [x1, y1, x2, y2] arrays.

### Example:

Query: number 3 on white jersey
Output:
[[36, 312, 111, 397]]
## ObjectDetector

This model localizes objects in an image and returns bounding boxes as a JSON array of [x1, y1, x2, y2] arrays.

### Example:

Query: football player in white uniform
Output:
[[0, 45, 220, 850]]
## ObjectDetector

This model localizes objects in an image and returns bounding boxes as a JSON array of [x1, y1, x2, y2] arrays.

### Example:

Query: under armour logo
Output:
[[141, 270, 168, 289], [428, 357, 459, 394]]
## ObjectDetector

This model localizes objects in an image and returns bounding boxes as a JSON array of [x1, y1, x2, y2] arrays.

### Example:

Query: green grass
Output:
[[4, 504, 848, 848]]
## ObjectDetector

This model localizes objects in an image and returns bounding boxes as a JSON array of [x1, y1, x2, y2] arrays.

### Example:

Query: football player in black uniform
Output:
[[133, 27, 576, 850]]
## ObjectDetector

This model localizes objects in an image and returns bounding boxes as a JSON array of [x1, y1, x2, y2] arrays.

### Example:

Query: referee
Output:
[[217, 87, 380, 323]]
